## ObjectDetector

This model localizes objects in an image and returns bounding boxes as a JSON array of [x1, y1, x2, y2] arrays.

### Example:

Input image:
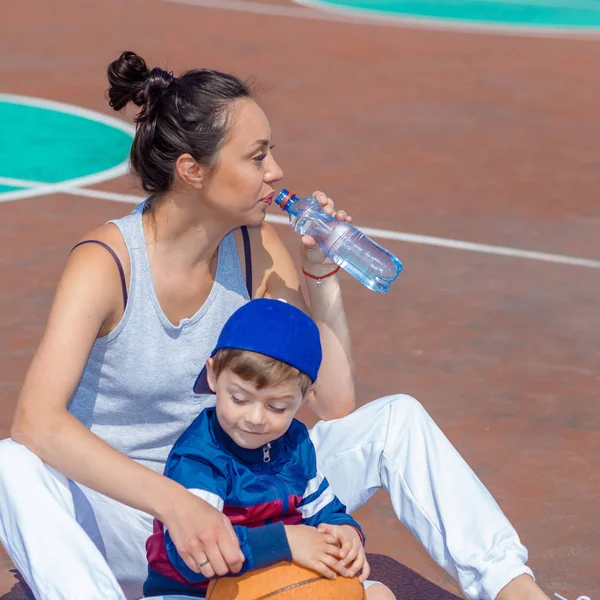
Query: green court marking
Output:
[[296, 0, 600, 29], [0, 184, 23, 193], [0, 102, 131, 183], [0, 94, 134, 202]]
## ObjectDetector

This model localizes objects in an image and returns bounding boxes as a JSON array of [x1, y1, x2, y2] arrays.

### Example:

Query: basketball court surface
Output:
[[1, 1, 599, 598]]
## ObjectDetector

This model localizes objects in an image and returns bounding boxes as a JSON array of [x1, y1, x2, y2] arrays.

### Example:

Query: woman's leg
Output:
[[365, 581, 397, 600], [0, 438, 151, 600], [75, 482, 154, 599], [309, 395, 534, 600]]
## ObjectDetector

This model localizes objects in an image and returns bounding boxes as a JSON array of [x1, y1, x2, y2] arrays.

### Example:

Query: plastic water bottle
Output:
[[275, 189, 402, 293]]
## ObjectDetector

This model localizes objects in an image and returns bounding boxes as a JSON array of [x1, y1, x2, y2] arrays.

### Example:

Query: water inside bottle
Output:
[[293, 215, 401, 293], [327, 227, 401, 293], [282, 190, 402, 293]]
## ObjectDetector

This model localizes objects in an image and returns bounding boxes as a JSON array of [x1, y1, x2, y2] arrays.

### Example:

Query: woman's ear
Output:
[[175, 153, 207, 189], [205, 358, 217, 393]]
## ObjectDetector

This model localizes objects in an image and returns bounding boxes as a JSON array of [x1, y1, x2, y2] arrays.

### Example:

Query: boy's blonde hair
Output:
[[211, 348, 313, 397]]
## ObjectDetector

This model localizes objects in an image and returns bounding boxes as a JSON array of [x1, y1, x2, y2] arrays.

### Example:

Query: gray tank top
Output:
[[67, 210, 250, 472]]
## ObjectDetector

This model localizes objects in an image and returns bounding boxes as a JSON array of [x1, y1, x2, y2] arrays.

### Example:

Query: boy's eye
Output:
[[269, 406, 286, 414], [232, 396, 248, 405]]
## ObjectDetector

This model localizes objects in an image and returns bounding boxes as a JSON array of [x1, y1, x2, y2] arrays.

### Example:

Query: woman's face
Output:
[[201, 98, 284, 226]]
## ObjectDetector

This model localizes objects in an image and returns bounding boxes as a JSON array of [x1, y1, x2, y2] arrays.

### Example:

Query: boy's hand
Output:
[[317, 524, 370, 582], [284, 524, 342, 579]]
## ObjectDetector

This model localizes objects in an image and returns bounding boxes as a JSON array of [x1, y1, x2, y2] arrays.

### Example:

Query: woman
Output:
[[0, 52, 548, 600]]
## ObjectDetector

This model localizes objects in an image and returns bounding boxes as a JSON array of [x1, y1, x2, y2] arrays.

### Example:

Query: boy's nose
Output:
[[245, 405, 267, 429]]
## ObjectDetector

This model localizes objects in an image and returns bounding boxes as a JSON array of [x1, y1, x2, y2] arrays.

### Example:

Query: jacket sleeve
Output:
[[297, 438, 365, 544], [163, 448, 292, 584]]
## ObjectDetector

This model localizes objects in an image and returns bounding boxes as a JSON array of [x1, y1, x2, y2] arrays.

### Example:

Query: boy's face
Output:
[[206, 360, 306, 450]]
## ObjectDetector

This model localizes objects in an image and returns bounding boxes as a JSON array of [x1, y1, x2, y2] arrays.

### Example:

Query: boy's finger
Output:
[[314, 560, 338, 580], [348, 549, 366, 577], [345, 544, 362, 573], [359, 558, 371, 583], [340, 538, 352, 559], [323, 534, 338, 545], [329, 560, 348, 577], [324, 542, 342, 558], [342, 541, 359, 567], [321, 552, 346, 576]]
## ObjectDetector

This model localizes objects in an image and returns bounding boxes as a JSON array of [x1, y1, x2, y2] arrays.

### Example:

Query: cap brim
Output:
[[193, 366, 214, 395]]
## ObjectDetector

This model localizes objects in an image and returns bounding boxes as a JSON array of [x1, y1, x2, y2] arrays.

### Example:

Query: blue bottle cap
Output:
[[275, 189, 295, 210]]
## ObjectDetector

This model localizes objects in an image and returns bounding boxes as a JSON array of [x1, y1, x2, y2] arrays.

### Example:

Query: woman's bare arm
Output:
[[247, 221, 355, 421], [11, 232, 181, 516], [11, 228, 243, 574]]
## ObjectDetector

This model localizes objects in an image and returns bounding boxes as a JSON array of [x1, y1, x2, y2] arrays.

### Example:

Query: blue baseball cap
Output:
[[193, 299, 322, 394]]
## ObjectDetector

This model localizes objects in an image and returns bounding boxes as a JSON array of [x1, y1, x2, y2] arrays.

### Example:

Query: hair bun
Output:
[[148, 67, 175, 92], [107, 51, 151, 111]]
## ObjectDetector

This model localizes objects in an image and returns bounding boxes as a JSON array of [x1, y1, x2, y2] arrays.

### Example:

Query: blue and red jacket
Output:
[[144, 408, 364, 598]]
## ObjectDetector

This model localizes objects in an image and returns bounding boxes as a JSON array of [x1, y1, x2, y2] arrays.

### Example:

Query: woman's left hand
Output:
[[300, 190, 353, 273]]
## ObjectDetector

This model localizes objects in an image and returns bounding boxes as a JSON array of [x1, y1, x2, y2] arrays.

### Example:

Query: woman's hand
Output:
[[162, 487, 245, 579], [285, 524, 342, 579], [317, 523, 370, 582], [300, 190, 353, 274]]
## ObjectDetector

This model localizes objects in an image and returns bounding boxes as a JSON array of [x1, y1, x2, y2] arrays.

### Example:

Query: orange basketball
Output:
[[206, 561, 365, 599]]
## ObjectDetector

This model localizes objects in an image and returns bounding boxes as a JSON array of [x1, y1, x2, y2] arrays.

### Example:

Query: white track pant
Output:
[[0, 395, 532, 600]]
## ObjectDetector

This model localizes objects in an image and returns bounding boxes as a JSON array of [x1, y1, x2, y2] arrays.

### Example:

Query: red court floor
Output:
[[0, 1, 599, 598]]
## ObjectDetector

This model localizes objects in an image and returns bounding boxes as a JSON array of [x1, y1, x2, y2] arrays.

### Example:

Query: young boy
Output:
[[143, 299, 395, 600]]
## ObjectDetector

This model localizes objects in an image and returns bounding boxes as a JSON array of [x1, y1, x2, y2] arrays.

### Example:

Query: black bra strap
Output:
[[240, 226, 252, 298], [71, 240, 128, 311]]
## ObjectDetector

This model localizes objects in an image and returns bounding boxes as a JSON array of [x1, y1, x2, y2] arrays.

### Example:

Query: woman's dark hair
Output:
[[107, 51, 252, 194]]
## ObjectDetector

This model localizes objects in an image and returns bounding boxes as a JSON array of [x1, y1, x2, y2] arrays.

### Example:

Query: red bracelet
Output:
[[302, 265, 341, 286]]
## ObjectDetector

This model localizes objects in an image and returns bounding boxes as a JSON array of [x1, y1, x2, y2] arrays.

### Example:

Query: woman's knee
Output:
[[367, 393, 427, 425], [366, 581, 397, 600], [387, 393, 426, 417], [363, 394, 437, 446]]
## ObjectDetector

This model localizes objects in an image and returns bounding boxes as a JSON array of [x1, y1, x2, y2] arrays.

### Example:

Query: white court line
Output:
[[0, 177, 144, 205], [2, 94, 597, 269], [159, 0, 600, 38], [6, 181, 597, 270], [0, 167, 131, 203], [0, 94, 134, 202]]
